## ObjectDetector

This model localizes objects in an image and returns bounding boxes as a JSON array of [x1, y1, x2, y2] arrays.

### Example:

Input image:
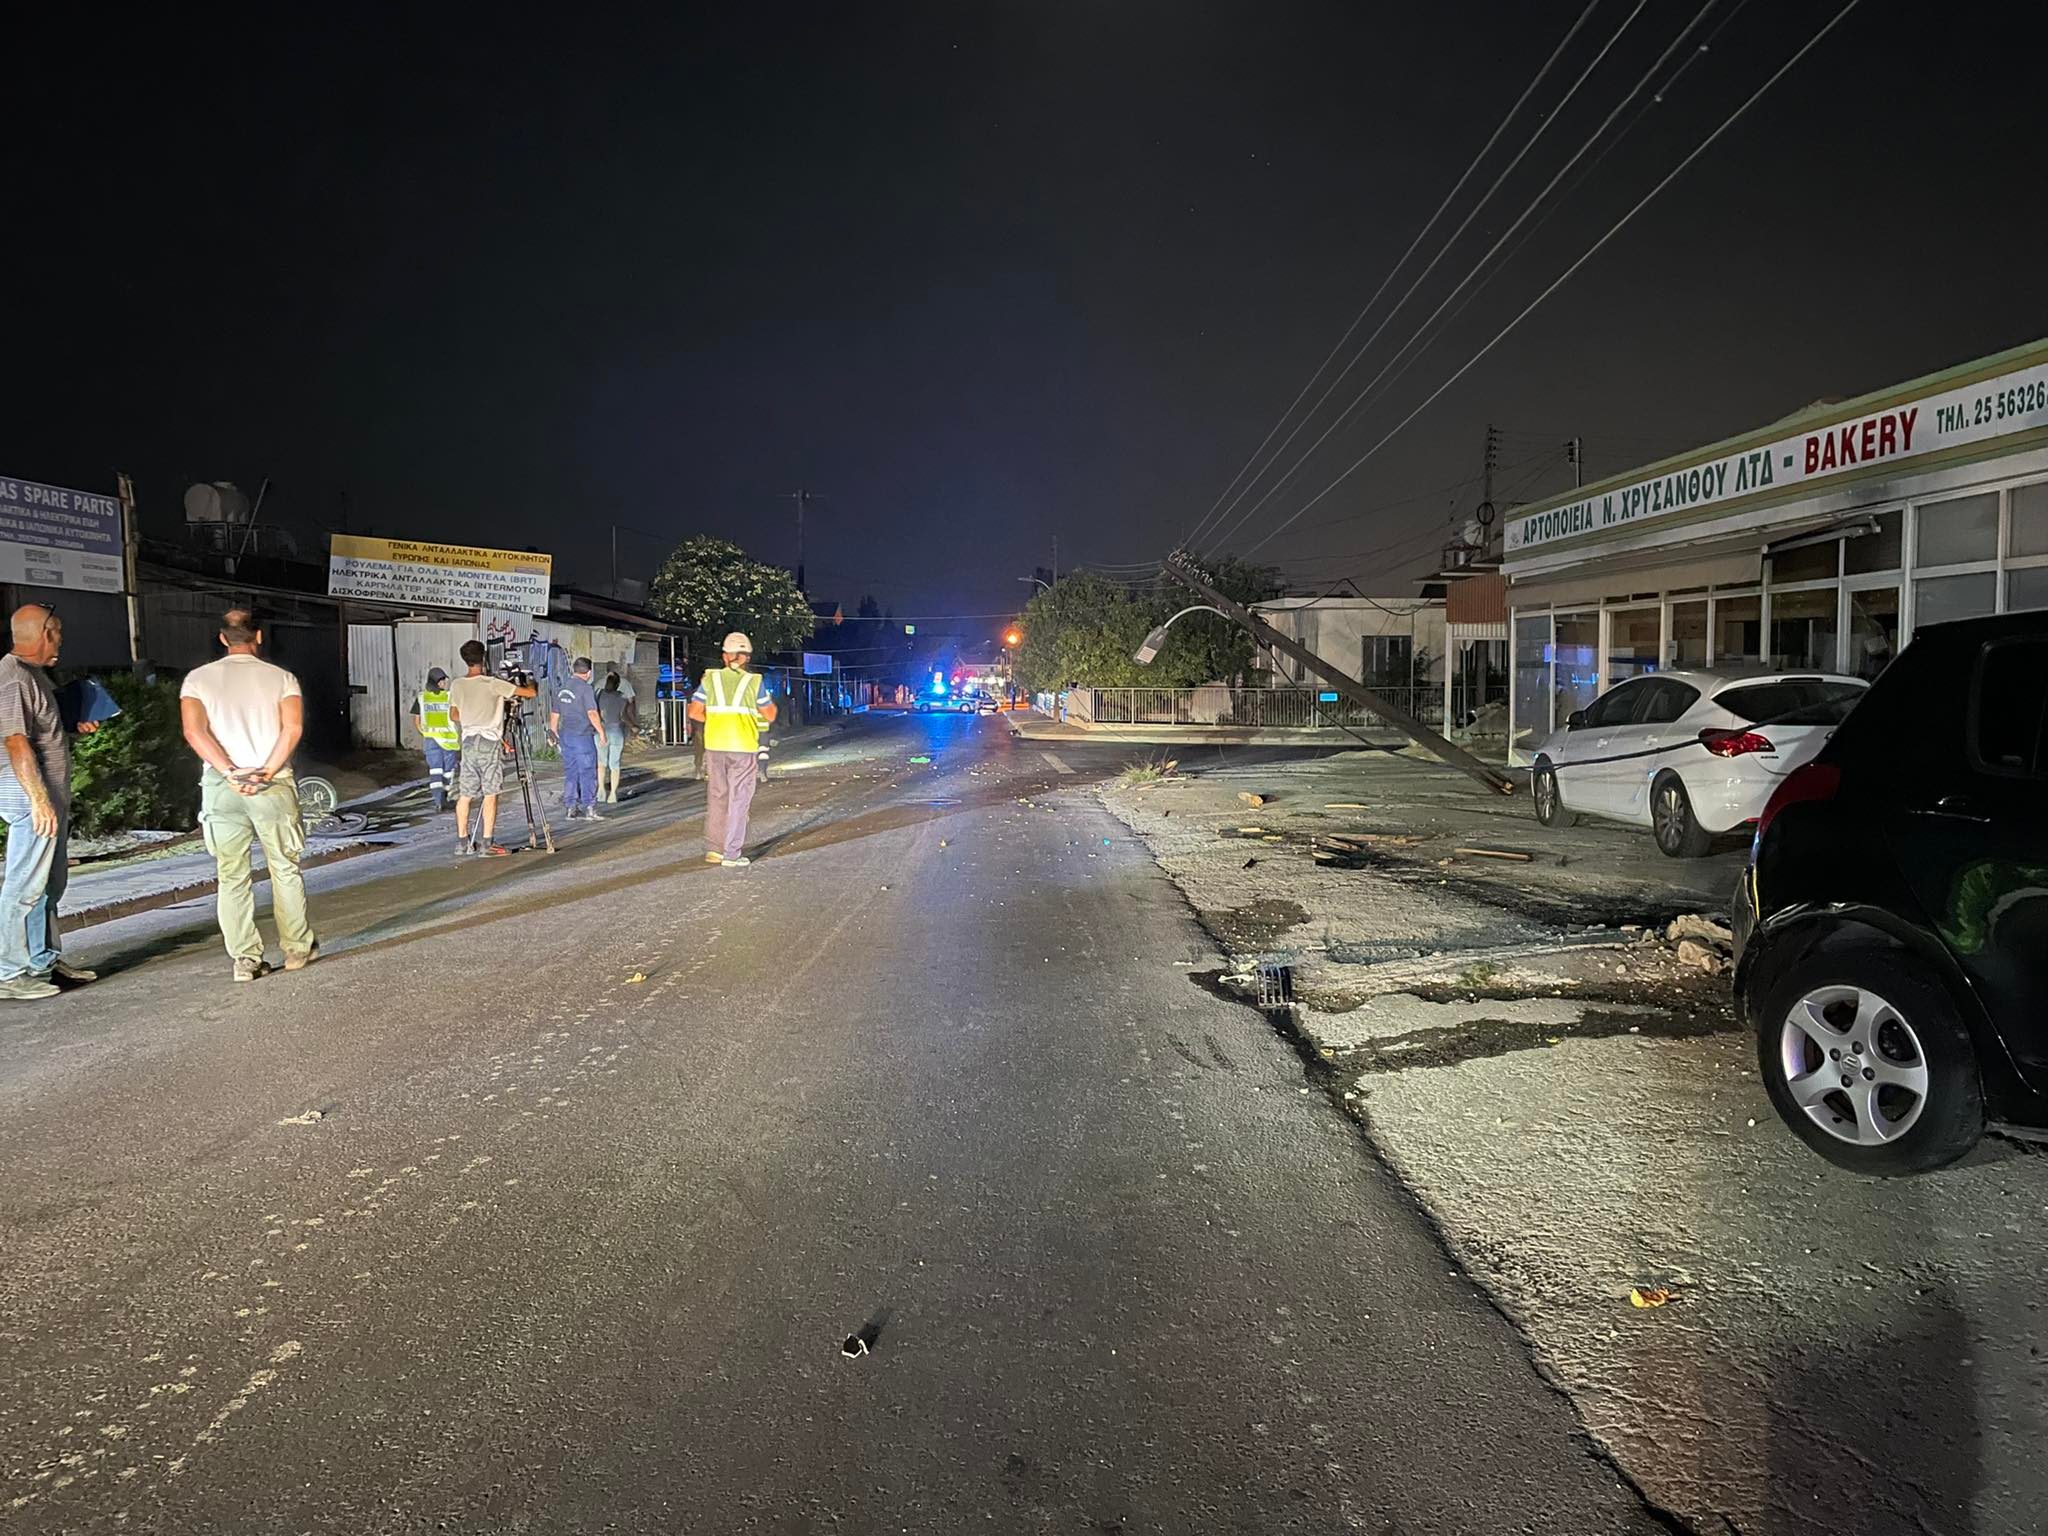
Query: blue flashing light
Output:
[[931, 670, 948, 695]]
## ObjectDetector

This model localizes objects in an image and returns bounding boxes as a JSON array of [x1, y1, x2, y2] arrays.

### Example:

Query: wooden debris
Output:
[[1324, 802, 1367, 809], [1454, 846, 1533, 862], [1237, 792, 1267, 808]]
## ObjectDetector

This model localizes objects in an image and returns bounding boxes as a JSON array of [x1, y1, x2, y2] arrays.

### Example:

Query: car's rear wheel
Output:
[[1532, 761, 1575, 829], [1754, 941, 1983, 1175], [1650, 772, 1711, 858]]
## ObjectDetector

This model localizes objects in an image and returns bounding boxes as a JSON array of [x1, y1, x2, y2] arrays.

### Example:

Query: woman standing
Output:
[[596, 672, 634, 803]]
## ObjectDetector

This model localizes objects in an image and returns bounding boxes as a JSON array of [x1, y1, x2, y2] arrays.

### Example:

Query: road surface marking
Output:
[[1040, 752, 1074, 774]]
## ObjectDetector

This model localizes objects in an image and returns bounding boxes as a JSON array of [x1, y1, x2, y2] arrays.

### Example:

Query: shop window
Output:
[[1847, 588, 1900, 679], [1512, 613, 1551, 747], [1713, 594, 1762, 666], [1769, 540, 1839, 583], [1553, 613, 1600, 728], [1668, 600, 1708, 668], [1914, 571, 1996, 627], [1844, 510, 1904, 574], [1606, 605, 1659, 684], [1915, 492, 1999, 567], [2007, 566, 2048, 616], [2009, 482, 2048, 559], [1768, 588, 1839, 671]]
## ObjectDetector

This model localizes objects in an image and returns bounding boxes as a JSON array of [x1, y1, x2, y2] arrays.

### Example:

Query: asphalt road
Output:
[[2, 714, 1668, 1534]]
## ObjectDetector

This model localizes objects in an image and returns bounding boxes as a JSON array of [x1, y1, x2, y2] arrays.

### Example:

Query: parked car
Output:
[[975, 695, 998, 716], [1530, 668, 1867, 856], [1733, 613, 2048, 1174]]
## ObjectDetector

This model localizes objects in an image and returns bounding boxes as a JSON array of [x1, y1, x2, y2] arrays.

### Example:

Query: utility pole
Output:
[[1476, 424, 1500, 529], [1566, 435, 1584, 489], [1163, 549, 1514, 795], [116, 472, 145, 671], [782, 489, 824, 590]]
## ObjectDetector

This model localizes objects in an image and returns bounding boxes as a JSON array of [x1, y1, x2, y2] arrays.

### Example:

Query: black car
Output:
[[1734, 611, 2048, 1175]]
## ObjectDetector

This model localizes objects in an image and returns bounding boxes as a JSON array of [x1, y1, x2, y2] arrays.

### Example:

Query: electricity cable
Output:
[[1204, 0, 1721, 559], [1233, 0, 1864, 562], [1178, 0, 1605, 552]]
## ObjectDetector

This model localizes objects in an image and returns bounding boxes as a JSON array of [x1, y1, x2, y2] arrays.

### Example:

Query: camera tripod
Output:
[[476, 696, 555, 854]]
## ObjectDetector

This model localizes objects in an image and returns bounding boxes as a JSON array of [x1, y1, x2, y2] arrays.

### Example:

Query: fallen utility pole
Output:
[[1161, 549, 1515, 796]]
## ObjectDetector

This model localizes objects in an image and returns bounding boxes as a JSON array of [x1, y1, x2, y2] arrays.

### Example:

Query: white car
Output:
[[1529, 669, 1868, 857]]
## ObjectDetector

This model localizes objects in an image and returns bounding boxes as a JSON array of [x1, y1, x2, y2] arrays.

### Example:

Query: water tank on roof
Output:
[[183, 482, 254, 523]]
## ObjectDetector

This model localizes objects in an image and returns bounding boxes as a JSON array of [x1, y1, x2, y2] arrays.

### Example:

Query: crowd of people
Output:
[[0, 607, 777, 994]]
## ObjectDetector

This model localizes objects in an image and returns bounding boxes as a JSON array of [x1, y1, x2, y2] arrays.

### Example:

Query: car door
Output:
[[1612, 678, 1702, 824], [1889, 633, 2048, 1091], [1558, 679, 1653, 816]]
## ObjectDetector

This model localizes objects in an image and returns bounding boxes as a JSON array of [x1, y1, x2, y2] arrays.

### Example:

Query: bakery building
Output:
[[1501, 337, 2048, 760]]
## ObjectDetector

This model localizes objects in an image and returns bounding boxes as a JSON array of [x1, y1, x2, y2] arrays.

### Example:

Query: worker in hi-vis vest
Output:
[[687, 632, 776, 867], [409, 667, 462, 812]]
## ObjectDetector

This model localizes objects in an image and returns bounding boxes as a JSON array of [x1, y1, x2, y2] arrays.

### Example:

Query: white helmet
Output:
[[722, 631, 753, 654]]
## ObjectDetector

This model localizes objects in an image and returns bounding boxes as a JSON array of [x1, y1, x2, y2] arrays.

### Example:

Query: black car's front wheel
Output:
[[1754, 941, 1983, 1175]]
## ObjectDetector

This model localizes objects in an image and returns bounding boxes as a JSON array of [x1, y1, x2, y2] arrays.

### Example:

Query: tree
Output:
[[1010, 561, 1283, 692], [649, 536, 815, 665]]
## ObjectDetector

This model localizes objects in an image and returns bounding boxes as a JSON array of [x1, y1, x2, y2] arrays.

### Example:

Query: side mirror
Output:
[[1566, 709, 1588, 730]]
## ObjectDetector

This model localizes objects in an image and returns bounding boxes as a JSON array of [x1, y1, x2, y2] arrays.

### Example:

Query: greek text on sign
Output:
[[1507, 352, 2048, 554], [0, 474, 125, 594], [328, 535, 553, 617]]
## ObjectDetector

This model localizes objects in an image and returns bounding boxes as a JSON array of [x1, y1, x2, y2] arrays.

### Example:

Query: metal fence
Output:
[[1085, 685, 1443, 730]]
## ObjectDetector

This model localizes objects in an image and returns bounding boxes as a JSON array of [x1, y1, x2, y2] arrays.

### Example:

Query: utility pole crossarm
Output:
[[1161, 550, 1516, 796]]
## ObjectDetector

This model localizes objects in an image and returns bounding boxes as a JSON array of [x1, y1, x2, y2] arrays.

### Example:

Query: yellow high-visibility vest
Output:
[[699, 667, 766, 754], [417, 690, 460, 748]]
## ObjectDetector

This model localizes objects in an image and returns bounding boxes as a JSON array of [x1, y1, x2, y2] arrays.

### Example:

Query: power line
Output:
[[1204, 0, 1719, 559], [1177, 0, 1604, 552], [1194, 1, 1641, 556], [1236, 0, 1864, 562]]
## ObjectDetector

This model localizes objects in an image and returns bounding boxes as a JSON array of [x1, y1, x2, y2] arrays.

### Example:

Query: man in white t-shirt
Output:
[[179, 608, 316, 983], [448, 638, 538, 857]]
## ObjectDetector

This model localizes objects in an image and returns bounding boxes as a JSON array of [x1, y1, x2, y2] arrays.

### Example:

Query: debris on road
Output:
[[276, 1109, 325, 1127], [1674, 939, 1727, 975], [1667, 913, 1734, 948], [1324, 802, 1367, 810], [1454, 847, 1533, 862], [1627, 1287, 1678, 1310], [1237, 791, 1268, 808], [627, 971, 648, 984]]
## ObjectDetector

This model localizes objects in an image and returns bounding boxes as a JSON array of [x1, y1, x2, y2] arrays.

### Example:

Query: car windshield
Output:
[[1714, 678, 1866, 725]]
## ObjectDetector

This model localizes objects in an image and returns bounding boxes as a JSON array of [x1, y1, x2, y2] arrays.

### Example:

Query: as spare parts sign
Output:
[[0, 474, 125, 593], [328, 534, 552, 617], [1507, 350, 2048, 555]]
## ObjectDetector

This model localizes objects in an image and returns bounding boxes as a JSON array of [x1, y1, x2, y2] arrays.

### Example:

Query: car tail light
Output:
[[1755, 761, 1840, 839], [1699, 728, 1775, 757]]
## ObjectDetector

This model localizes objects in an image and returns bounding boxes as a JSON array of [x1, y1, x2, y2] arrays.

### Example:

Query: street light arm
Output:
[[1133, 604, 1227, 665]]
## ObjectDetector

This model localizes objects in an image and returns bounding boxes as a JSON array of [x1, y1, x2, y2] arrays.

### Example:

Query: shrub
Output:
[[68, 673, 198, 835]]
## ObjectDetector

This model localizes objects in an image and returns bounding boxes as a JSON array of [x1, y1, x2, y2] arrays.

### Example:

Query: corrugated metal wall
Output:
[[393, 622, 475, 749], [346, 623, 398, 748]]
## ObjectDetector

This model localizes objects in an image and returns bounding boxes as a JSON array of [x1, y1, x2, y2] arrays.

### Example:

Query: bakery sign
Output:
[[1507, 350, 2048, 555]]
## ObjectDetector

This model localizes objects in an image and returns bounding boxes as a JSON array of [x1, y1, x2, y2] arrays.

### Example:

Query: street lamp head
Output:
[[1133, 625, 1170, 666]]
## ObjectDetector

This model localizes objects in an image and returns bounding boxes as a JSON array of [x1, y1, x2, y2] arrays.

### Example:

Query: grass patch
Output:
[[1114, 754, 1179, 787], [1453, 960, 1502, 989]]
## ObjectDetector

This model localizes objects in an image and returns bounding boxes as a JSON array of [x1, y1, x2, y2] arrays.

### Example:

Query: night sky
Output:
[[9, 2, 2042, 622]]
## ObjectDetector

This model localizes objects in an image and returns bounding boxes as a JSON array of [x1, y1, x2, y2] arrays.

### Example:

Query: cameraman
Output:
[[448, 639, 537, 858]]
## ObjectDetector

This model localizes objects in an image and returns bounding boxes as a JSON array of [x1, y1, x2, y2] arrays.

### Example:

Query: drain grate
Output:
[[1255, 960, 1296, 1008]]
